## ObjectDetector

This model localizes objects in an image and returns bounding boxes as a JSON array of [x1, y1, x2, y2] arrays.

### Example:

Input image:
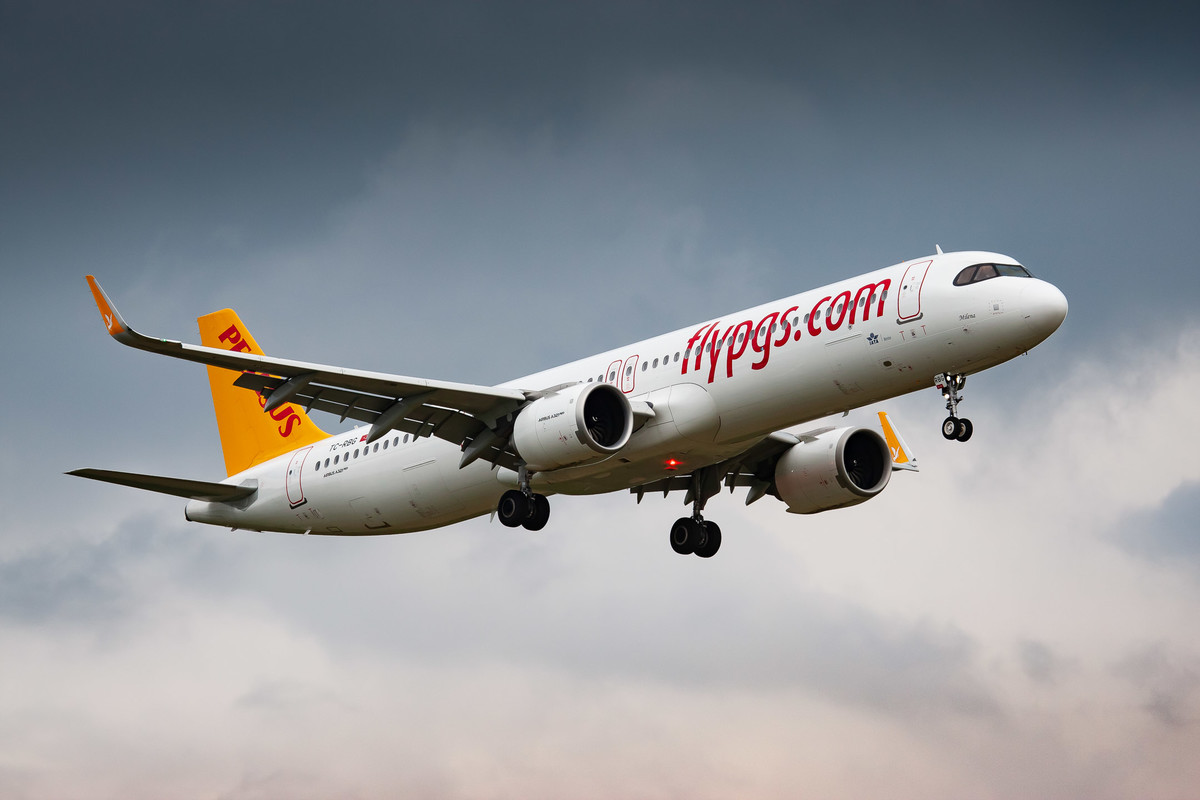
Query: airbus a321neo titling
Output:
[[72, 249, 1067, 557]]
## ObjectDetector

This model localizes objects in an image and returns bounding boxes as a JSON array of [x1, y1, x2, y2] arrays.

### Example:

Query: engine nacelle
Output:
[[774, 426, 891, 514], [512, 383, 634, 471]]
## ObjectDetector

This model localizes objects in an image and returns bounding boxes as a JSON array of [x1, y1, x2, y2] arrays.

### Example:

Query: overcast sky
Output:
[[3, 1, 1200, 797]]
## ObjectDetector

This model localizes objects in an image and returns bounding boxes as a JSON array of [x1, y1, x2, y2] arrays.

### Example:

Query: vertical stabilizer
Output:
[[197, 310, 328, 476]]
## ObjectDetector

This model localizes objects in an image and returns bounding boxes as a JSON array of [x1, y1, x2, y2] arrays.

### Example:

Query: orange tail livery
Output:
[[197, 310, 328, 476]]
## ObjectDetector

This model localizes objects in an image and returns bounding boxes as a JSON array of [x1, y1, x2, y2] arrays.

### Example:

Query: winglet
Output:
[[878, 411, 919, 472], [85, 275, 132, 339]]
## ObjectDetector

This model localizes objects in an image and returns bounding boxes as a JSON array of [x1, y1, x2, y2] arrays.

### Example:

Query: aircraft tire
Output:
[[694, 521, 722, 558], [942, 416, 960, 440], [498, 490, 530, 528], [670, 517, 699, 555], [955, 418, 974, 442], [523, 494, 551, 531]]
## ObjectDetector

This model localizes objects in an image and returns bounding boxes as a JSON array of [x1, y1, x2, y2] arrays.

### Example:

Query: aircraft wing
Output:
[[630, 414, 917, 507], [86, 277, 528, 462]]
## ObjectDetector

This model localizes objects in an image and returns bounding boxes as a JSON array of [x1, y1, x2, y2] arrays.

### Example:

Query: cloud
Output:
[[1113, 642, 1200, 728], [1111, 481, 1200, 568]]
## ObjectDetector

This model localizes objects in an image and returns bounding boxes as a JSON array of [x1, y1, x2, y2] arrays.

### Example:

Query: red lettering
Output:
[[827, 290, 852, 331], [725, 320, 753, 378], [682, 324, 713, 375], [268, 406, 293, 422], [750, 311, 779, 370], [218, 324, 252, 353], [691, 322, 719, 375], [278, 413, 301, 437], [708, 324, 736, 383], [808, 297, 831, 336], [774, 305, 798, 348], [849, 279, 890, 324]]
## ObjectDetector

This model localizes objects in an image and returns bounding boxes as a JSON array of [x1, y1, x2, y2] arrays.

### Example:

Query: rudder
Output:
[[198, 310, 328, 476]]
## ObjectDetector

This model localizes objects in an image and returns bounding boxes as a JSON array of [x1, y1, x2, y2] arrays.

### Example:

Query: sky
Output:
[[2, 1, 1199, 797]]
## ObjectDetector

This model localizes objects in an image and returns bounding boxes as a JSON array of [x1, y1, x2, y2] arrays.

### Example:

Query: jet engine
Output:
[[774, 427, 891, 514], [512, 383, 633, 471]]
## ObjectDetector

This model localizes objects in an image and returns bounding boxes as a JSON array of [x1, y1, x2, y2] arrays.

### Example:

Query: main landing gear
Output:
[[670, 495, 722, 558], [497, 466, 551, 531], [935, 372, 973, 442]]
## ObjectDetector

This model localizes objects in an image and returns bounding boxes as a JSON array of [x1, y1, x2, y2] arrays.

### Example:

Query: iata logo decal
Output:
[[217, 322, 305, 439], [681, 278, 891, 383]]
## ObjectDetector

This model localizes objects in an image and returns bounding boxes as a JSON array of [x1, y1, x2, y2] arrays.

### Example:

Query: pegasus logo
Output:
[[217, 322, 304, 439], [103, 312, 114, 331]]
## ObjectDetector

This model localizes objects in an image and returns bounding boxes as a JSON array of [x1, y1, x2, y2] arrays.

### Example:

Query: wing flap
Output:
[[67, 469, 258, 502]]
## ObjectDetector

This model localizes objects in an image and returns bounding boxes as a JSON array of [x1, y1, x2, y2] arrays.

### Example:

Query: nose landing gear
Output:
[[936, 372, 973, 442]]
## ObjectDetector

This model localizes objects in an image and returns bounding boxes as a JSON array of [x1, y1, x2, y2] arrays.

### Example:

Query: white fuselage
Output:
[[185, 251, 1067, 535]]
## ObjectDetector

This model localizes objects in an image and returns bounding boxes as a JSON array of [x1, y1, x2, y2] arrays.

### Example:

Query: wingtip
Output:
[[85, 275, 130, 337], [878, 411, 919, 472]]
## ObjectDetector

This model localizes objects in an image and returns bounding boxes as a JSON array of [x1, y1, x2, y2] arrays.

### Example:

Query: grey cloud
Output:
[[0, 514, 232, 631], [1113, 642, 1200, 727], [166, 517, 1002, 723], [1018, 639, 1066, 685], [1111, 482, 1200, 569]]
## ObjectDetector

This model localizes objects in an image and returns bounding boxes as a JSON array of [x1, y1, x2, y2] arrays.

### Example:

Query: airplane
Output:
[[71, 249, 1067, 557]]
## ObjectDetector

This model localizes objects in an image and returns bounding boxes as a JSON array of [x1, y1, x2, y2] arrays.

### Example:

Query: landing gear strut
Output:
[[497, 465, 551, 531], [935, 372, 973, 442], [670, 495, 722, 558]]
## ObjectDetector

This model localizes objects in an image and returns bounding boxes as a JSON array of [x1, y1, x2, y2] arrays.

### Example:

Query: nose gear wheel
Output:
[[935, 372, 973, 442]]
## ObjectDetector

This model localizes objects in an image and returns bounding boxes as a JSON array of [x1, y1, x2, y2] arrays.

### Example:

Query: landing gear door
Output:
[[285, 446, 313, 509], [897, 260, 932, 322]]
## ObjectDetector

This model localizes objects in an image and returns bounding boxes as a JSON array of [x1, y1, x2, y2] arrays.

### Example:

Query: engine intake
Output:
[[774, 426, 891, 514], [512, 383, 633, 471]]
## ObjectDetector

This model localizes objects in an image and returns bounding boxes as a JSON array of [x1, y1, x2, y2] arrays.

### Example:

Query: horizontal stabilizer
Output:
[[67, 468, 258, 502]]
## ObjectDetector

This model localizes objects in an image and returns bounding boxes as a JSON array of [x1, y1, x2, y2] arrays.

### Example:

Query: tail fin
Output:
[[197, 310, 328, 476], [878, 411, 919, 472]]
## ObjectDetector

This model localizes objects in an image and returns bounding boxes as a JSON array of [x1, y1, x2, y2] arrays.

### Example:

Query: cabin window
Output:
[[641, 361, 647, 372]]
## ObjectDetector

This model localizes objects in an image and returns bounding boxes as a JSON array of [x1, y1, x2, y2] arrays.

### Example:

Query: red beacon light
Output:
[[665, 458, 680, 471]]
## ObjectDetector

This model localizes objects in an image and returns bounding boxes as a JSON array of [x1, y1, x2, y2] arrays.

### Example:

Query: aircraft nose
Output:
[[1022, 280, 1068, 340]]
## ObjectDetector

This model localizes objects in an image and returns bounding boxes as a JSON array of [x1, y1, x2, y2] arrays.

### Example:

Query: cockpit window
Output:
[[953, 263, 1032, 286], [995, 263, 1032, 278]]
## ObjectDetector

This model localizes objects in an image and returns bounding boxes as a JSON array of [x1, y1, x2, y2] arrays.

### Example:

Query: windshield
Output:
[[953, 263, 1033, 286]]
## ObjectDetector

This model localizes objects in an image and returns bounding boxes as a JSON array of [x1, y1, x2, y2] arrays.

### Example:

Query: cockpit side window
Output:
[[953, 262, 1032, 286], [996, 263, 1033, 278], [953, 266, 978, 286]]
